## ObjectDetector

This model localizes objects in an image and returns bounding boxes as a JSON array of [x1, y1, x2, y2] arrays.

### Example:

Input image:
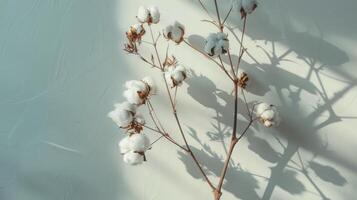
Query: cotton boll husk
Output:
[[118, 136, 131, 154], [256, 103, 270, 116], [261, 109, 275, 120], [123, 89, 143, 105], [142, 76, 156, 95], [123, 151, 144, 165], [129, 134, 150, 152], [137, 6, 149, 23], [148, 6, 160, 23]]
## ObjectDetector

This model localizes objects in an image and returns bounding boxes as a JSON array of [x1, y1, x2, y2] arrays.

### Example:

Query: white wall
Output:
[[1, 0, 357, 199]]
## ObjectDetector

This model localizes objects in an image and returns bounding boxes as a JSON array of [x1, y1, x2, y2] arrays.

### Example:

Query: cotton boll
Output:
[[241, 0, 258, 14], [137, 6, 149, 23], [256, 103, 270, 116], [108, 104, 135, 128], [204, 33, 229, 56], [123, 151, 144, 165], [164, 21, 185, 44], [129, 134, 150, 152], [148, 6, 160, 24], [124, 79, 151, 105], [118, 136, 131, 154], [232, 0, 258, 18], [165, 65, 187, 87]]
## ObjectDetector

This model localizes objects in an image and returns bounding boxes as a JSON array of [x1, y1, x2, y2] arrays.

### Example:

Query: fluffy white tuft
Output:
[[123, 88, 143, 105], [129, 133, 150, 152], [256, 102, 271, 116], [135, 113, 146, 125], [108, 102, 136, 128], [118, 136, 131, 154], [165, 65, 187, 87], [137, 6, 149, 23], [164, 21, 185, 43], [204, 33, 229, 57], [256, 103, 280, 127], [124, 79, 154, 105], [232, 0, 258, 16], [148, 6, 160, 24], [123, 151, 144, 165]]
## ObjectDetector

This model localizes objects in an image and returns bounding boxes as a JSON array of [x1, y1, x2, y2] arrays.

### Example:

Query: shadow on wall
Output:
[[177, 0, 356, 199]]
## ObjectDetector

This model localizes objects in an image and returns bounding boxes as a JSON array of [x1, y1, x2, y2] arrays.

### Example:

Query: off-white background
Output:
[[1, 0, 357, 199]]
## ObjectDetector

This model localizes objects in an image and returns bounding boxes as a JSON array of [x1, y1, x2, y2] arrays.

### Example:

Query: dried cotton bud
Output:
[[123, 77, 156, 105], [163, 56, 178, 67], [204, 32, 229, 57], [164, 21, 185, 44], [165, 65, 188, 88], [126, 24, 145, 44], [256, 103, 280, 127], [237, 69, 249, 89], [137, 6, 160, 24], [232, 0, 258, 19]]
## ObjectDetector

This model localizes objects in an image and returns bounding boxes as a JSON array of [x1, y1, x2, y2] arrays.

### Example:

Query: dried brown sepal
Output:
[[126, 24, 146, 43], [163, 56, 177, 67], [124, 42, 137, 53], [134, 151, 147, 161], [238, 72, 249, 89]]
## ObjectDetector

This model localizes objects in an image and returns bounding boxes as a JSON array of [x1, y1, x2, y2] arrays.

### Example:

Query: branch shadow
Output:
[[179, 0, 357, 198]]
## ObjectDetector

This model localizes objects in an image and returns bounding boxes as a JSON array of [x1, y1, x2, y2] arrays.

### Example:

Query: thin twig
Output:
[[222, 6, 233, 25], [148, 27, 216, 191], [213, 0, 223, 31], [241, 88, 251, 118], [235, 16, 247, 73]]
